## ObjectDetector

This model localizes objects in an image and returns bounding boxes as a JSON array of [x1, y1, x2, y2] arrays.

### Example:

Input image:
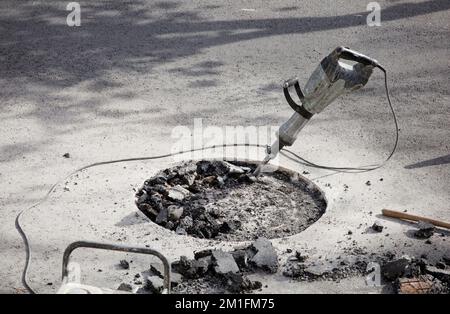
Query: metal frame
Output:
[[62, 241, 171, 294]]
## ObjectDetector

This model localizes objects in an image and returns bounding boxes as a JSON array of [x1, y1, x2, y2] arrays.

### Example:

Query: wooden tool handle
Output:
[[382, 209, 450, 230]]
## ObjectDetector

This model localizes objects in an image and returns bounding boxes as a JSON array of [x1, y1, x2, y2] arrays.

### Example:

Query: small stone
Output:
[[295, 251, 308, 262], [284, 261, 307, 278], [117, 283, 133, 292], [202, 176, 216, 184], [381, 257, 412, 280], [119, 259, 129, 270], [220, 220, 241, 233], [196, 160, 214, 175], [150, 263, 182, 287], [371, 221, 384, 232], [167, 185, 191, 201], [149, 193, 163, 205], [155, 206, 168, 224], [222, 272, 244, 292], [414, 221, 435, 239], [197, 255, 212, 268], [150, 263, 164, 277], [211, 250, 240, 275], [241, 277, 262, 291], [436, 262, 446, 270], [151, 184, 168, 195], [170, 272, 183, 287], [63, 153, 70, 158], [182, 173, 196, 186], [175, 227, 187, 235], [172, 256, 209, 279], [194, 249, 213, 260], [304, 263, 334, 278], [247, 238, 278, 273], [136, 190, 148, 204], [179, 216, 193, 230], [223, 161, 245, 174], [231, 249, 248, 269], [146, 275, 165, 294], [168, 205, 184, 221], [365, 180, 371, 186], [215, 176, 225, 187], [238, 173, 256, 183], [148, 175, 167, 185]]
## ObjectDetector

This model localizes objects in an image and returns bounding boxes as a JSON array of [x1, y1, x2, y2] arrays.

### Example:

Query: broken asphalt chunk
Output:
[[117, 283, 133, 292], [167, 185, 191, 201], [231, 249, 248, 269], [194, 249, 212, 260], [414, 221, 435, 239], [371, 221, 384, 233], [168, 205, 184, 221], [150, 262, 183, 287], [247, 238, 278, 273], [211, 250, 240, 275], [119, 259, 130, 270], [155, 206, 168, 224], [381, 257, 412, 281], [145, 275, 165, 294], [172, 256, 209, 279]]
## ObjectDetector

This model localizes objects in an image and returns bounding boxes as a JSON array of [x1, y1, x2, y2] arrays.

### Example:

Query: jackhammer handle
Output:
[[283, 78, 312, 119], [283, 77, 299, 88], [283, 77, 305, 99], [335, 46, 379, 67]]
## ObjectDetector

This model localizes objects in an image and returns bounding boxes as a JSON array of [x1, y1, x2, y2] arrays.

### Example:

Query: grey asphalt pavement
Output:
[[0, 0, 449, 293]]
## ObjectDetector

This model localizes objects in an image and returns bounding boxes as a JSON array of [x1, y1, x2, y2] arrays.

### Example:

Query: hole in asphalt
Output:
[[135, 160, 326, 241]]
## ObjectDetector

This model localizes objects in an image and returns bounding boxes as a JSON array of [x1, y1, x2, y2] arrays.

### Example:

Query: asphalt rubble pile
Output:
[[384, 256, 450, 293], [171, 237, 278, 293], [121, 237, 279, 294], [282, 249, 369, 282], [135, 160, 257, 239], [117, 236, 449, 294], [282, 249, 450, 294]]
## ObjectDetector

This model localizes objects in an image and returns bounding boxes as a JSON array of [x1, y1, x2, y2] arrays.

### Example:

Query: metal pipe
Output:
[[62, 240, 171, 294]]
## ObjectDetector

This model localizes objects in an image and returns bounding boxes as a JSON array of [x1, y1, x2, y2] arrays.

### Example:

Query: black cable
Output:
[[15, 143, 266, 294], [16, 68, 397, 294]]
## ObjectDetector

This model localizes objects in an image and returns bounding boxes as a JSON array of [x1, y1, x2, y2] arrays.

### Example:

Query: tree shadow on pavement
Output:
[[1, 0, 448, 91], [0, 0, 448, 152]]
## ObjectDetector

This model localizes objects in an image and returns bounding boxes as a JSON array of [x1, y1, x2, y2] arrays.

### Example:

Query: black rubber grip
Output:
[[283, 79, 312, 120], [336, 47, 377, 66]]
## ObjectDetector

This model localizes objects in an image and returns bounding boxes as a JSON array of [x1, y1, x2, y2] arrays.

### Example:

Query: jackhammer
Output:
[[253, 46, 388, 176]]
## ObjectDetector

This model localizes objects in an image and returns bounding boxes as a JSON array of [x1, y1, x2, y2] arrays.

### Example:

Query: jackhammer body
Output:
[[254, 47, 381, 176]]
